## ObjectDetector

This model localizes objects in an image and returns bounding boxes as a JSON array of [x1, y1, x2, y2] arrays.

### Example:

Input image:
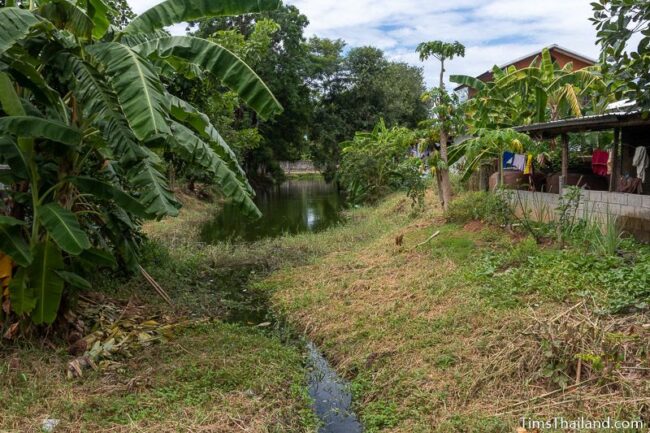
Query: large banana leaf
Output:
[[123, 0, 281, 35], [168, 94, 250, 190], [39, 0, 93, 39], [0, 137, 28, 179], [87, 42, 171, 140], [133, 36, 282, 119], [171, 121, 261, 218], [71, 176, 149, 218], [56, 53, 146, 161], [86, 0, 112, 39], [30, 238, 65, 325], [128, 158, 180, 218], [0, 8, 41, 57], [0, 116, 82, 146], [5, 48, 68, 121], [9, 268, 36, 315], [450, 74, 487, 91], [0, 217, 32, 266], [39, 203, 91, 255]]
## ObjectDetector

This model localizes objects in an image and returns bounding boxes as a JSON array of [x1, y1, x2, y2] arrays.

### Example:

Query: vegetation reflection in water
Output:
[[201, 177, 345, 243]]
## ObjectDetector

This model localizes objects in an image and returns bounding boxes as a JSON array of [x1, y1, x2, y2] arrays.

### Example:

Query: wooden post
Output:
[[610, 128, 620, 192], [561, 134, 569, 192]]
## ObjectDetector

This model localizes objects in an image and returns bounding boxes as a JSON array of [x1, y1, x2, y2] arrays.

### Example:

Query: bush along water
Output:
[[337, 119, 431, 210]]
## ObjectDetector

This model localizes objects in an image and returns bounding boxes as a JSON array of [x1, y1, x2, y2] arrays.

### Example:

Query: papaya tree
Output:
[[416, 40, 465, 210], [0, 0, 282, 327]]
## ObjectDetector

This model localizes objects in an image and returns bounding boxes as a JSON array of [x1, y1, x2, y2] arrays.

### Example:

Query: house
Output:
[[455, 44, 597, 101], [512, 110, 650, 242]]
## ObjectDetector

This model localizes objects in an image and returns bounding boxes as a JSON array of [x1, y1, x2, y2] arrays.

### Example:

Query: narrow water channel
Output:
[[202, 177, 362, 432], [308, 343, 364, 433]]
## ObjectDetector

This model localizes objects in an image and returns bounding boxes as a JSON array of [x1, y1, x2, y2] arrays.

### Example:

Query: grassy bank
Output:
[[262, 192, 650, 433], [1, 191, 321, 433], [4, 189, 649, 432]]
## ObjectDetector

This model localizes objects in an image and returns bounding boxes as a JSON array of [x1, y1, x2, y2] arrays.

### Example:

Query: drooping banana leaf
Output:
[[0, 116, 82, 146], [0, 137, 28, 179], [30, 238, 65, 325], [5, 48, 68, 121], [9, 268, 36, 316], [128, 157, 180, 218], [168, 94, 251, 191], [449, 74, 487, 91], [87, 42, 171, 140], [0, 220, 32, 267], [170, 121, 261, 218], [55, 270, 91, 290], [39, 0, 94, 39], [71, 176, 149, 218], [55, 53, 147, 162], [39, 203, 91, 255], [86, 0, 113, 39], [0, 8, 41, 57], [133, 36, 282, 119], [123, 0, 281, 35]]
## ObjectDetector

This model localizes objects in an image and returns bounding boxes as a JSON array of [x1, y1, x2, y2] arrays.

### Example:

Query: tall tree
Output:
[[310, 42, 428, 180], [194, 4, 313, 182], [416, 41, 466, 210], [593, 0, 650, 112]]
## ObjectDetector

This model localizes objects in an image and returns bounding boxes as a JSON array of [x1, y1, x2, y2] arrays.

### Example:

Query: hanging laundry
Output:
[[592, 149, 609, 176], [513, 154, 526, 172], [607, 148, 614, 175], [503, 151, 515, 169], [633, 146, 649, 183], [524, 154, 534, 175]]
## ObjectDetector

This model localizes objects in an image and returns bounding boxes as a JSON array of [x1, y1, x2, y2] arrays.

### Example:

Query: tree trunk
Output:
[[439, 129, 452, 211], [437, 57, 452, 211]]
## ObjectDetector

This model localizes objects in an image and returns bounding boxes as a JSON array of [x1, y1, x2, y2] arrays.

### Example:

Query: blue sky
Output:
[[129, 0, 601, 87]]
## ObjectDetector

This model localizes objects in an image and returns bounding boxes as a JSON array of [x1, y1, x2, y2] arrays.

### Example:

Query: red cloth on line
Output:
[[592, 150, 609, 176]]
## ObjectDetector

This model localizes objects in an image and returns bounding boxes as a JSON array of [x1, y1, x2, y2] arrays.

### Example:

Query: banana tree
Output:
[[451, 48, 608, 130], [0, 0, 283, 326]]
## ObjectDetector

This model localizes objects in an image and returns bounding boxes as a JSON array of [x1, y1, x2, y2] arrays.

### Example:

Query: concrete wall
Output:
[[508, 189, 650, 242], [279, 160, 318, 174]]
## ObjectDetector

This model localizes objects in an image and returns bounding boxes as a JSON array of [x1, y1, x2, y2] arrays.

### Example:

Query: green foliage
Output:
[[310, 42, 429, 180], [592, 0, 650, 111], [445, 192, 512, 227], [338, 120, 418, 204], [416, 41, 465, 64], [0, 0, 280, 325], [452, 48, 608, 130], [451, 128, 534, 181]]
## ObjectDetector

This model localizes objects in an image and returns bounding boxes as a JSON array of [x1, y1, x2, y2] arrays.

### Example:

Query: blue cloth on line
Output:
[[503, 151, 515, 168]]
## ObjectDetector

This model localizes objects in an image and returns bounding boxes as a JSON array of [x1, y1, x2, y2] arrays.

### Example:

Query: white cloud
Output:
[[127, 0, 602, 86]]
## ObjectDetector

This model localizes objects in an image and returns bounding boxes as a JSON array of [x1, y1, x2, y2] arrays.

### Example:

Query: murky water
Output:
[[307, 343, 364, 433], [202, 176, 361, 432], [201, 177, 345, 243]]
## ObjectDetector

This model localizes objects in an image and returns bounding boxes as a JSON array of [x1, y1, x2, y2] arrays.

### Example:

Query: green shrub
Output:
[[445, 192, 511, 226], [338, 120, 418, 205]]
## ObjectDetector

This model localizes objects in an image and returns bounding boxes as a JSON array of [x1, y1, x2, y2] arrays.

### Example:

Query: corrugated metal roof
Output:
[[514, 111, 650, 138]]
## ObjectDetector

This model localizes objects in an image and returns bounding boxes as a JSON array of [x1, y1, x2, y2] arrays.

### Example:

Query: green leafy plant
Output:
[[0, 0, 282, 326], [338, 119, 417, 205]]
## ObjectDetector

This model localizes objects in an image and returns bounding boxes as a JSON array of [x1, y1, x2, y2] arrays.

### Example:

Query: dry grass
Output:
[[265, 192, 650, 432]]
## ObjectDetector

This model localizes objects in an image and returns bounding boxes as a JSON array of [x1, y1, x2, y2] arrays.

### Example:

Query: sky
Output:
[[127, 0, 601, 87]]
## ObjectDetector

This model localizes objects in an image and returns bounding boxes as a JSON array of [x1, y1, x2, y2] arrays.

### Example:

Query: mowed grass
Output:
[[0, 323, 316, 433], [263, 192, 650, 433]]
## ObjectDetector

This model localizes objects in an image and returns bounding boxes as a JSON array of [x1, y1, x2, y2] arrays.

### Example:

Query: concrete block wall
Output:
[[506, 189, 650, 242]]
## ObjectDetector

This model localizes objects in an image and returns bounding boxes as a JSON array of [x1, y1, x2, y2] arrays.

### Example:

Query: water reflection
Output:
[[201, 177, 345, 243]]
